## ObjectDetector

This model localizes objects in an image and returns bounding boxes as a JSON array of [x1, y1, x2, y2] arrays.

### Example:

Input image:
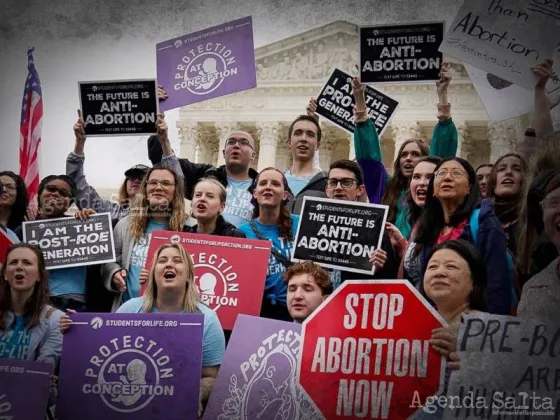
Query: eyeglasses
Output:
[[1, 184, 16, 192], [147, 180, 175, 190], [327, 178, 357, 189], [434, 169, 468, 180], [44, 184, 72, 198], [226, 138, 253, 149], [540, 196, 560, 211]]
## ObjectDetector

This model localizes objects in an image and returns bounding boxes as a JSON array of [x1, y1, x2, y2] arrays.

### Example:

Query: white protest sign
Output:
[[440, 0, 560, 90], [441, 313, 559, 419]]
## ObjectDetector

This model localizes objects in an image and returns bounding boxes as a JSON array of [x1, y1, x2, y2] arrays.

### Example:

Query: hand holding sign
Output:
[[157, 84, 168, 101], [139, 268, 149, 285], [74, 208, 96, 221], [156, 113, 168, 141], [306, 97, 318, 120], [533, 59, 554, 90], [350, 76, 366, 110], [74, 109, 86, 143], [369, 248, 388, 271], [436, 62, 452, 97]]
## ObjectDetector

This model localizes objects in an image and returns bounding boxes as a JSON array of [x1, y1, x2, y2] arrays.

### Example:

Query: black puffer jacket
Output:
[[185, 215, 246, 238]]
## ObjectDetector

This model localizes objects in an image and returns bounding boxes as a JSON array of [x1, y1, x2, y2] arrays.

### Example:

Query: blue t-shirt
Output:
[[0, 316, 31, 359], [284, 170, 317, 196], [238, 215, 300, 305], [116, 297, 225, 367], [223, 177, 254, 228], [48, 266, 87, 297], [126, 220, 168, 302]]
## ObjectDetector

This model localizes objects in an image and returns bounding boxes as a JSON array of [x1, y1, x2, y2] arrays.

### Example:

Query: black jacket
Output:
[[340, 230, 399, 283], [148, 135, 258, 200], [185, 215, 246, 238], [286, 171, 328, 215]]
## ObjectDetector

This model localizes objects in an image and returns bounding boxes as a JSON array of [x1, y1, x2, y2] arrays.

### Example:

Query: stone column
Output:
[[196, 131, 218, 165], [347, 133, 356, 160], [455, 121, 468, 159], [319, 138, 337, 170], [275, 135, 291, 172], [488, 120, 518, 163], [176, 121, 199, 162], [390, 121, 421, 156], [257, 122, 280, 171], [215, 121, 241, 167]]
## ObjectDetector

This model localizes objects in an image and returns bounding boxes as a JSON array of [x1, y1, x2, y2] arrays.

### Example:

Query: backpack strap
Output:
[[44, 306, 57, 320], [249, 220, 293, 269], [469, 209, 481, 244]]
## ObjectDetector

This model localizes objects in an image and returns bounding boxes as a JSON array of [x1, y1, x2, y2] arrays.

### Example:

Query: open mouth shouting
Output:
[[415, 188, 427, 200], [163, 271, 176, 280]]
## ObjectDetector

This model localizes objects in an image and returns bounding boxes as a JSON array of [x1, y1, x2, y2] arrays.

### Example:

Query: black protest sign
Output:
[[360, 22, 444, 83], [292, 197, 388, 274], [23, 213, 116, 269], [315, 68, 399, 136], [79, 79, 158, 136]]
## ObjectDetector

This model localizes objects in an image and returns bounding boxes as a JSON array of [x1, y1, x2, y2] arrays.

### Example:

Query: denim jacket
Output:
[[2, 305, 64, 366]]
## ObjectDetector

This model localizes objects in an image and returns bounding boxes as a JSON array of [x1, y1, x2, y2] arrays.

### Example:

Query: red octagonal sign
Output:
[[298, 280, 446, 419]]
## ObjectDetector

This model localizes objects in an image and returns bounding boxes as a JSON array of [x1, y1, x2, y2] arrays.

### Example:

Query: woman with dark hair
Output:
[[0, 171, 29, 232], [413, 157, 511, 315], [351, 64, 457, 239], [422, 240, 488, 326], [518, 171, 560, 319], [517, 169, 560, 287], [14, 175, 95, 312], [101, 164, 188, 311], [187, 178, 245, 238], [238, 168, 299, 321], [485, 153, 528, 255], [475, 164, 493, 198], [0, 243, 63, 363]]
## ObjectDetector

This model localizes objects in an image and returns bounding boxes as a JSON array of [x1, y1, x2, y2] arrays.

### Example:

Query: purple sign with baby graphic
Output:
[[56, 313, 203, 420], [0, 359, 53, 420], [203, 315, 322, 420], [156, 16, 257, 111]]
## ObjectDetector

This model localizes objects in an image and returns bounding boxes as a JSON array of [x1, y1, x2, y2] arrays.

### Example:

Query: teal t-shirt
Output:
[[223, 177, 254, 228], [238, 215, 300, 305], [0, 316, 31, 360], [126, 220, 168, 302], [48, 266, 87, 297], [117, 297, 225, 366], [284, 171, 316, 196]]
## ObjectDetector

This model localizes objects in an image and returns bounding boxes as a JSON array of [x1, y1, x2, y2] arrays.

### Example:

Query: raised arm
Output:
[[429, 63, 458, 158], [518, 60, 557, 162], [66, 109, 120, 216], [351, 77, 389, 204]]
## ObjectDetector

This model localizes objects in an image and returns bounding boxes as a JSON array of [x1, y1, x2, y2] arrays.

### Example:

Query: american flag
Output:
[[19, 48, 43, 206]]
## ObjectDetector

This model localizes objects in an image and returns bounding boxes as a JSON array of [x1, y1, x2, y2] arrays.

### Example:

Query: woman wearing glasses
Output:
[[0, 171, 29, 232], [518, 170, 560, 319], [412, 158, 511, 315], [101, 164, 188, 311], [13, 175, 96, 311]]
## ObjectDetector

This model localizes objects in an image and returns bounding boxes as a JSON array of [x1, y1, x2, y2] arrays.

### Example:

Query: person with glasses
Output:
[[0, 171, 29, 232], [413, 157, 511, 315], [148, 126, 258, 228], [66, 110, 154, 227], [518, 170, 560, 320], [13, 175, 97, 311], [101, 164, 189, 311], [324, 160, 399, 289]]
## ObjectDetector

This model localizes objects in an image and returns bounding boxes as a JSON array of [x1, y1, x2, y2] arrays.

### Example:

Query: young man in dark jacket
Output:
[[148, 129, 258, 228], [323, 159, 399, 286]]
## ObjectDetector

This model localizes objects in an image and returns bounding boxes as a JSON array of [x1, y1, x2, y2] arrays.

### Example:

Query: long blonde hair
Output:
[[129, 164, 186, 241], [142, 243, 200, 313]]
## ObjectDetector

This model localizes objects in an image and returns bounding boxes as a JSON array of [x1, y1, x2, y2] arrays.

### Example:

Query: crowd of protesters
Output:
[[0, 58, 559, 418]]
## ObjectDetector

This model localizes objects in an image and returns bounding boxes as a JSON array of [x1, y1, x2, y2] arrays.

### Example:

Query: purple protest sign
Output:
[[203, 315, 321, 420], [0, 359, 53, 420], [156, 16, 257, 111], [56, 313, 203, 420]]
